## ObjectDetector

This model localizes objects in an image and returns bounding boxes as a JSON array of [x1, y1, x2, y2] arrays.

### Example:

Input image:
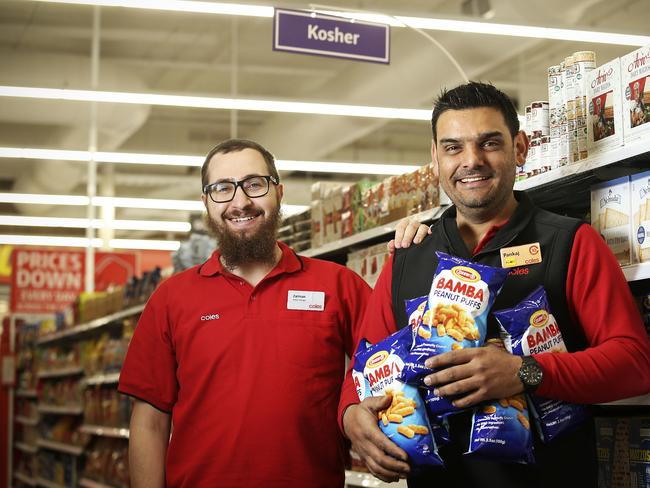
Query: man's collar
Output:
[[198, 241, 303, 277]]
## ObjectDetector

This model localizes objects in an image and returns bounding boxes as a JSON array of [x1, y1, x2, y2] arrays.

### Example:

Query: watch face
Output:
[[520, 357, 543, 389]]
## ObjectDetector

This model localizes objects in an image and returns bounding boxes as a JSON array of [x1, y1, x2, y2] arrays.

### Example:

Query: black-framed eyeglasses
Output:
[[203, 175, 279, 203]]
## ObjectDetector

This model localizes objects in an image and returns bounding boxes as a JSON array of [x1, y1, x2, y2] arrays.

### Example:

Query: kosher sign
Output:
[[273, 9, 390, 64]]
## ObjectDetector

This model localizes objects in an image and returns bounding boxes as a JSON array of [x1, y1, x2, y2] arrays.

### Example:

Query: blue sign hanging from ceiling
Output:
[[273, 9, 390, 64]]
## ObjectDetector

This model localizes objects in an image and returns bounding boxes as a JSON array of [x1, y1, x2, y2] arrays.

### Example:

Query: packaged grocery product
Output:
[[352, 327, 443, 468], [591, 176, 632, 265], [493, 286, 587, 442], [400, 253, 509, 406], [587, 58, 624, 153], [466, 393, 535, 464]]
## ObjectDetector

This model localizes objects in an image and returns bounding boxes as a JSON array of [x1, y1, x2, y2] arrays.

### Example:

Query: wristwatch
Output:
[[518, 356, 543, 393]]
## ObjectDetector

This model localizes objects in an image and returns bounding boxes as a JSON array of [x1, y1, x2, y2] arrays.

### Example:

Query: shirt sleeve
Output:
[[118, 281, 179, 412], [337, 255, 399, 434], [534, 223, 650, 403]]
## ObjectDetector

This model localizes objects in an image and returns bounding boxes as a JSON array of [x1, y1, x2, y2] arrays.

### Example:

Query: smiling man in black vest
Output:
[[339, 81, 650, 487]]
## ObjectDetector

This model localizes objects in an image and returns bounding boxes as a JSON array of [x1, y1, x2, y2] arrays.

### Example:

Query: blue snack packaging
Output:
[[466, 394, 535, 464], [352, 327, 443, 468], [404, 295, 428, 338], [401, 252, 509, 416], [493, 286, 587, 442]]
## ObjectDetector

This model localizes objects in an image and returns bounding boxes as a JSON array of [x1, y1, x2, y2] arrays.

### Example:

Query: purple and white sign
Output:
[[273, 9, 390, 64]]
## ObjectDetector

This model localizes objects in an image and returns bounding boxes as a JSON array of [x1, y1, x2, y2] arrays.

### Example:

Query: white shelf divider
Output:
[[80, 424, 130, 439], [37, 366, 84, 379], [36, 438, 85, 456], [79, 478, 114, 488], [15, 415, 39, 426], [345, 470, 407, 488], [35, 477, 67, 488], [37, 404, 84, 415], [599, 393, 650, 407], [14, 471, 37, 486], [83, 372, 121, 386], [14, 442, 38, 454], [37, 304, 145, 345], [622, 261, 650, 282]]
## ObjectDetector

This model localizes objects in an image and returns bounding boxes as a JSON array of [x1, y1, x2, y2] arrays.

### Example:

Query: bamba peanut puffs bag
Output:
[[401, 253, 509, 416], [466, 394, 535, 464], [493, 286, 587, 442], [352, 327, 443, 468]]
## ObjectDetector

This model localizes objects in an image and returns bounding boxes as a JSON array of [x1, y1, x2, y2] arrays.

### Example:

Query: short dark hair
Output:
[[201, 138, 280, 187], [431, 82, 520, 142]]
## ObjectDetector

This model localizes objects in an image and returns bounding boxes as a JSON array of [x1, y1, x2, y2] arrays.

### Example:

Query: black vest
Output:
[[392, 192, 597, 488]]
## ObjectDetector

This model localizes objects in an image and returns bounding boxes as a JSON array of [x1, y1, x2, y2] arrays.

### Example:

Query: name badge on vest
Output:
[[287, 290, 325, 311], [500, 242, 543, 268]]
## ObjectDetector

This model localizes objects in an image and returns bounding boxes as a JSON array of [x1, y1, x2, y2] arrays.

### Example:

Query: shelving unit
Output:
[[36, 404, 84, 416], [79, 478, 114, 488], [35, 477, 67, 488], [84, 372, 121, 386], [36, 366, 84, 379], [15, 416, 39, 426], [15, 442, 38, 454]]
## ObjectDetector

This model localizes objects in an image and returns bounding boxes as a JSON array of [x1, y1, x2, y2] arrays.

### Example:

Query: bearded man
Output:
[[118, 139, 428, 488]]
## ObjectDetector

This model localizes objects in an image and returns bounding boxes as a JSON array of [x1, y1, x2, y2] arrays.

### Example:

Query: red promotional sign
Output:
[[10, 249, 85, 314], [9, 249, 139, 314]]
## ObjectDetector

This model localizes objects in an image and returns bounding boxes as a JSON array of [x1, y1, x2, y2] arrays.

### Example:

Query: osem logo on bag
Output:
[[530, 310, 549, 328], [366, 351, 389, 368], [451, 266, 481, 283]]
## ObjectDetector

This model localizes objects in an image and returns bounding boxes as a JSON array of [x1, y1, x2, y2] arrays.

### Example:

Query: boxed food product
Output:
[[591, 176, 632, 265], [631, 170, 650, 263], [587, 58, 624, 153], [621, 44, 650, 144]]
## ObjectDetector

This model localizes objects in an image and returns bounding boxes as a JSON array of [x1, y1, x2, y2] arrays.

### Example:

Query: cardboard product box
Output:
[[591, 176, 632, 265], [631, 170, 650, 263], [628, 417, 650, 488], [331, 185, 343, 243], [587, 58, 624, 153], [595, 417, 616, 488], [621, 44, 650, 144]]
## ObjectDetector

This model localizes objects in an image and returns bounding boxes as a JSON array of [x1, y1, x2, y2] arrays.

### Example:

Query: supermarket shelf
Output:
[[16, 415, 39, 426], [80, 424, 130, 438], [37, 404, 84, 415], [37, 366, 84, 379], [515, 138, 650, 192], [37, 304, 145, 345], [84, 372, 121, 386], [16, 389, 38, 398], [345, 470, 407, 488], [14, 441, 38, 454], [14, 471, 37, 486], [301, 206, 449, 258], [79, 478, 113, 488], [600, 393, 650, 407], [36, 477, 66, 488], [621, 261, 650, 282], [36, 438, 84, 456]]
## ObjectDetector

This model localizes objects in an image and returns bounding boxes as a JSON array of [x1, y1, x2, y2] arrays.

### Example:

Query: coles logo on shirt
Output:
[[200, 313, 220, 321]]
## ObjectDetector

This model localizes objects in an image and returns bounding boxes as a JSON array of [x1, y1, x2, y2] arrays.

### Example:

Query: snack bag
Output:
[[352, 327, 443, 468], [493, 286, 587, 442], [466, 393, 535, 464], [405, 295, 428, 338], [401, 253, 509, 416]]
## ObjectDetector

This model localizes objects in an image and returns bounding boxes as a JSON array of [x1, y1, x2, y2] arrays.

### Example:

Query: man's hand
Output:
[[422, 346, 524, 408], [343, 397, 410, 482], [388, 218, 431, 253]]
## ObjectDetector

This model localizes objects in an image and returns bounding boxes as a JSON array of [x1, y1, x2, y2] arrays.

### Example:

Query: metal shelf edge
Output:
[[80, 424, 130, 438], [36, 438, 85, 456], [36, 304, 145, 345]]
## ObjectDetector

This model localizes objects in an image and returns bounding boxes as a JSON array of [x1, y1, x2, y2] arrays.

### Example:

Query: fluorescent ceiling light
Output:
[[0, 86, 431, 121], [0, 234, 181, 251], [0, 147, 420, 175], [29, 0, 650, 46], [0, 193, 308, 216], [0, 215, 191, 232], [32, 0, 274, 17]]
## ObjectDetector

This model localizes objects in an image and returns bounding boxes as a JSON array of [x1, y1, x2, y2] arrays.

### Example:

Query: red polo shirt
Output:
[[119, 242, 371, 488]]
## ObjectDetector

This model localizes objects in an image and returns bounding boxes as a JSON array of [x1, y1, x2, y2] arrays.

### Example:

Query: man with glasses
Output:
[[118, 138, 429, 488]]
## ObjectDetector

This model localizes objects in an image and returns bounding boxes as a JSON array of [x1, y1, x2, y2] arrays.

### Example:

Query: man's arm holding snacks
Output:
[[129, 401, 171, 488], [338, 256, 410, 482], [535, 224, 650, 403], [423, 225, 650, 407]]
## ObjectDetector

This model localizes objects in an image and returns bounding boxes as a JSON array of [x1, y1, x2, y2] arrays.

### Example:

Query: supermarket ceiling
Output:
[[0, 0, 649, 246]]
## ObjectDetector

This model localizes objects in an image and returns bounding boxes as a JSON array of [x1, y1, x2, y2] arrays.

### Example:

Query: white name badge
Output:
[[287, 290, 325, 311]]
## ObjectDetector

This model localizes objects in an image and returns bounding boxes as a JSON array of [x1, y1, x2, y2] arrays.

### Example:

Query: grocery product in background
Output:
[[591, 176, 632, 265], [573, 51, 597, 160], [587, 58, 624, 153], [621, 44, 650, 145], [631, 170, 650, 263]]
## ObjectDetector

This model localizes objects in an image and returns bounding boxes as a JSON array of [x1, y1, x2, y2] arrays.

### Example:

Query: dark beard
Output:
[[204, 206, 281, 269]]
